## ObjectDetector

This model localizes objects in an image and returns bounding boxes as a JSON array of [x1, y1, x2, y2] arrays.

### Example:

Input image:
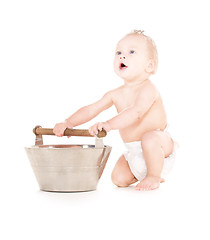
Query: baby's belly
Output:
[[116, 96, 167, 142], [119, 119, 167, 143]]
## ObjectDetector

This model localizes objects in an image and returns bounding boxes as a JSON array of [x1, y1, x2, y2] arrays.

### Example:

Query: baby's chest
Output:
[[113, 93, 137, 113]]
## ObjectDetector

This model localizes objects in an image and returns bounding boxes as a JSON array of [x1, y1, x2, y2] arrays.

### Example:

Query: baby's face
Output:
[[114, 35, 150, 81]]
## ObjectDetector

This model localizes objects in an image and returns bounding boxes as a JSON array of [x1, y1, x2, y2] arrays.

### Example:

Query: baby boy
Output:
[[53, 30, 175, 191]]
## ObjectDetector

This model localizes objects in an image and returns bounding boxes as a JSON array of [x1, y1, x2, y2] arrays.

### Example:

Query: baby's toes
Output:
[[142, 184, 149, 191], [141, 182, 151, 191], [135, 182, 141, 191], [135, 182, 144, 191]]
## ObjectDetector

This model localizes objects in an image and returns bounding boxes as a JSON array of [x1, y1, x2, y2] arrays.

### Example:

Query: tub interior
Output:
[[35, 144, 100, 149]]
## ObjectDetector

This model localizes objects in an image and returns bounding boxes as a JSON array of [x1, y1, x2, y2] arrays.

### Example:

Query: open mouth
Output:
[[119, 63, 128, 70]]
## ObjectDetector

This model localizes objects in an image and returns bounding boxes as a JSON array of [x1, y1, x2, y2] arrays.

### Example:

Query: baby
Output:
[[53, 30, 175, 191]]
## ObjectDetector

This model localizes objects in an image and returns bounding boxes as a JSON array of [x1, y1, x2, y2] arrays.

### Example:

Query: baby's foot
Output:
[[135, 176, 165, 191]]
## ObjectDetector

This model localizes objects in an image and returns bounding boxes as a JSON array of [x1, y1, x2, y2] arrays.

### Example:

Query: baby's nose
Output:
[[120, 56, 126, 59]]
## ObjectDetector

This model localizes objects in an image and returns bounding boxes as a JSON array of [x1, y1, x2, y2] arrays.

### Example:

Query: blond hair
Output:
[[126, 30, 158, 74]]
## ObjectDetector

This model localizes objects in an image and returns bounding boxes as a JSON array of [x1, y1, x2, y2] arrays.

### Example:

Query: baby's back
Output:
[[112, 81, 167, 142]]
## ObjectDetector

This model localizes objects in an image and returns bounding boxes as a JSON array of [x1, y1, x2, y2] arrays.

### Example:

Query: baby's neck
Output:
[[124, 77, 149, 88]]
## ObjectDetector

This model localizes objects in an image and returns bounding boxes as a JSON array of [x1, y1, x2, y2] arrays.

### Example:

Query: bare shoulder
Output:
[[106, 85, 123, 98], [138, 80, 160, 99]]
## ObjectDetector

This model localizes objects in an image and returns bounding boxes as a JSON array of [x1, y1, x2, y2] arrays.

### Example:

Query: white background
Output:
[[1, 0, 210, 239]]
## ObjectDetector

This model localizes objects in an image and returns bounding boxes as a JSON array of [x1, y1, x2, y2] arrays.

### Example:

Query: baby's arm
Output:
[[89, 84, 158, 135], [66, 91, 113, 127], [107, 84, 158, 130], [53, 91, 113, 137]]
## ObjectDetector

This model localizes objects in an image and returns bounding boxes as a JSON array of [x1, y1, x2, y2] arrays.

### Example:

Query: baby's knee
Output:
[[111, 171, 130, 187]]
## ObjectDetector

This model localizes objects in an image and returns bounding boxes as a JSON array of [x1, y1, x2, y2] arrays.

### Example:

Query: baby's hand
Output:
[[89, 122, 111, 136], [53, 122, 70, 137]]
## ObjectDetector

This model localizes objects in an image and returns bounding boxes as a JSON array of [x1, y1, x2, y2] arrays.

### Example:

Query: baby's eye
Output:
[[130, 50, 135, 54], [116, 51, 122, 55]]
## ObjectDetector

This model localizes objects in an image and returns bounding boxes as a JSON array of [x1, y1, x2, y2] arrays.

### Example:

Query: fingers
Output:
[[97, 122, 103, 131], [53, 126, 61, 137], [89, 123, 99, 136], [54, 130, 63, 137], [53, 123, 67, 137], [89, 123, 104, 136], [89, 122, 111, 136]]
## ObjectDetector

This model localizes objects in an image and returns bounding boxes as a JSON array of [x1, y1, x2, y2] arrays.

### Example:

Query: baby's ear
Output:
[[145, 59, 155, 73]]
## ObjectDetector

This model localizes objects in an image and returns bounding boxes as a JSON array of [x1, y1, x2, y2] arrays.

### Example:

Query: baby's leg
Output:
[[111, 155, 138, 187], [135, 130, 174, 191]]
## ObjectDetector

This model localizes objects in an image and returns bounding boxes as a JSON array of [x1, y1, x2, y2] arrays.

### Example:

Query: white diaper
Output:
[[124, 125, 178, 181]]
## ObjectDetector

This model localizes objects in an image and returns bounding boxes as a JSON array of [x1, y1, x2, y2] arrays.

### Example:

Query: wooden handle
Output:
[[33, 126, 107, 138]]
